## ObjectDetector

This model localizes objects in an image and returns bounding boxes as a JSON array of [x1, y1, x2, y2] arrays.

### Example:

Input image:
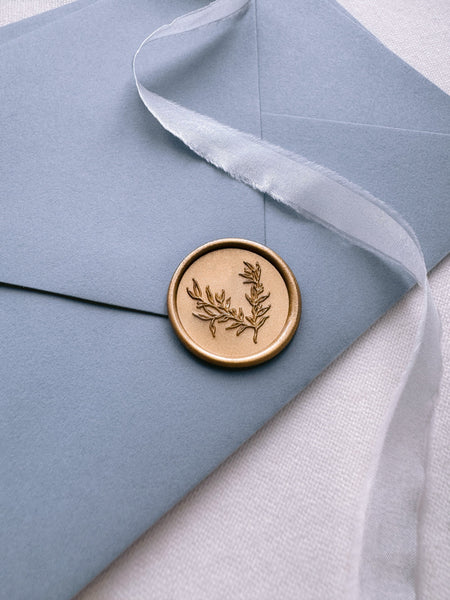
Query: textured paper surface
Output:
[[77, 256, 450, 600], [0, 1, 448, 600], [78, 3, 450, 599], [0, 0, 263, 314], [78, 2, 450, 598]]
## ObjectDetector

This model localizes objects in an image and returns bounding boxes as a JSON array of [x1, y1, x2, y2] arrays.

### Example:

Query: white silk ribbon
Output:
[[132, 1, 442, 597]]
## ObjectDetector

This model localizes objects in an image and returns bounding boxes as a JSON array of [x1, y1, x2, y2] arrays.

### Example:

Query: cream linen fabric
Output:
[[2, 2, 449, 599], [0, 0, 73, 24]]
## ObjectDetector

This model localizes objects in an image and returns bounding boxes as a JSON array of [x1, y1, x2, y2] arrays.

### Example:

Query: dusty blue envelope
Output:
[[1, 1, 449, 598]]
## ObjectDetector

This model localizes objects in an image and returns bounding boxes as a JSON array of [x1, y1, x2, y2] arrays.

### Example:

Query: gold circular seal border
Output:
[[167, 239, 301, 368]]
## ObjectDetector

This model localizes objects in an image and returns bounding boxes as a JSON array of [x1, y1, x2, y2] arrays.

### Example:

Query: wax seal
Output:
[[167, 239, 301, 368]]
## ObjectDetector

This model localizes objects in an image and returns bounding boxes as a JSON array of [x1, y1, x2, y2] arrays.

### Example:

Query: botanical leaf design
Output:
[[186, 261, 271, 344], [193, 279, 202, 298]]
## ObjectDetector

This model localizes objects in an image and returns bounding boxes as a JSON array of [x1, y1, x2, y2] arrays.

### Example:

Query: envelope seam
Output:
[[253, 0, 266, 245], [261, 110, 450, 137], [0, 282, 169, 318], [0, 0, 100, 47]]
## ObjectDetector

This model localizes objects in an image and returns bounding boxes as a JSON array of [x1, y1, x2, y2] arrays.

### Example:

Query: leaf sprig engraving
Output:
[[239, 261, 271, 343], [186, 261, 271, 344]]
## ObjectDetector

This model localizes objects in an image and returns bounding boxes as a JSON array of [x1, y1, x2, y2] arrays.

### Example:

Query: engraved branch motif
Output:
[[239, 261, 271, 343], [186, 261, 271, 344]]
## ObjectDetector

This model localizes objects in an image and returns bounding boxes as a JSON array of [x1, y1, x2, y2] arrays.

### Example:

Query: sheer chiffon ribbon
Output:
[[132, 1, 442, 597]]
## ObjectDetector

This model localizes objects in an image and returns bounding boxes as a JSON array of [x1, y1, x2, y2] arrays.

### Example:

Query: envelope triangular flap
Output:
[[257, 0, 450, 133], [265, 115, 450, 267], [0, 0, 264, 316], [257, 0, 450, 322], [2, 3, 450, 600]]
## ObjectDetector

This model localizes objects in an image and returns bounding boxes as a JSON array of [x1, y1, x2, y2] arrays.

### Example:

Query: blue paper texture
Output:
[[1, 1, 449, 598], [0, 0, 263, 314]]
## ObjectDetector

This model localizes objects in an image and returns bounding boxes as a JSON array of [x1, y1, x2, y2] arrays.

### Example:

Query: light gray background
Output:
[[2, 2, 448, 599]]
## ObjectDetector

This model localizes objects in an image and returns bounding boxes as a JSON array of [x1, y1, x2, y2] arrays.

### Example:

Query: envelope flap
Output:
[[257, 0, 450, 133], [2, 3, 450, 600], [0, 0, 264, 315]]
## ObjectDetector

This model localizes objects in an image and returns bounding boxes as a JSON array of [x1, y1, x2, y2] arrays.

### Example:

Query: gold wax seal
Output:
[[167, 239, 301, 368]]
